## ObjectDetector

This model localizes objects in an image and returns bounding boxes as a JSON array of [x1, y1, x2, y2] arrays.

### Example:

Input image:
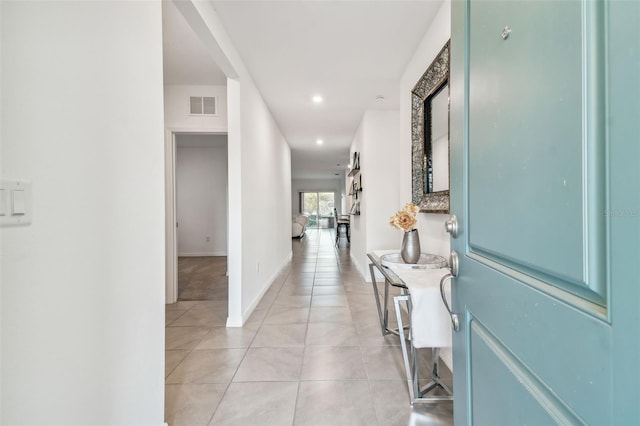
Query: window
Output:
[[300, 192, 335, 228]]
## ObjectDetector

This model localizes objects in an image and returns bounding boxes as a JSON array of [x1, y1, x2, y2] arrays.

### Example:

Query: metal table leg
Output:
[[370, 263, 409, 337], [369, 263, 389, 335], [394, 294, 453, 405]]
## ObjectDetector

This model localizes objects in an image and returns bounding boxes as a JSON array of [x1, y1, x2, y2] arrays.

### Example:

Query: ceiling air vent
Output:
[[189, 96, 217, 116]]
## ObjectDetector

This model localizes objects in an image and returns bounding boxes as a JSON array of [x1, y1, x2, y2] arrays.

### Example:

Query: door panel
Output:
[[467, 0, 605, 301], [450, 0, 639, 424], [461, 260, 611, 424], [470, 321, 568, 425]]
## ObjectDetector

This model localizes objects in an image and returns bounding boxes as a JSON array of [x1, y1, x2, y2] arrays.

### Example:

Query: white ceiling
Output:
[[163, 0, 443, 179]]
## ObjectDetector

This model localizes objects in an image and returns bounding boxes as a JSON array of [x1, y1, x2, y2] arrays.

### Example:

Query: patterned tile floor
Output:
[[165, 228, 453, 425]]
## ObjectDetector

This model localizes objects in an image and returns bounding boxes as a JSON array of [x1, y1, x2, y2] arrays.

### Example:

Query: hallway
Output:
[[165, 229, 453, 425]]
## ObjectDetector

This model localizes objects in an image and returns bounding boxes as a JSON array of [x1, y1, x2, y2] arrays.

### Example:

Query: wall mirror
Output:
[[411, 40, 450, 213]]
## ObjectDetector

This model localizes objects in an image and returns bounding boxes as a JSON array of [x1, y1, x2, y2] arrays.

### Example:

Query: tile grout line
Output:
[[290, 229, 318, 426], [206, 247, 301, 425], [207, 241, 308, 425]]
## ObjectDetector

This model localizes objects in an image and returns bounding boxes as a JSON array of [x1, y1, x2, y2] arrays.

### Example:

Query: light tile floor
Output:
[[165, 228, 453, 426]]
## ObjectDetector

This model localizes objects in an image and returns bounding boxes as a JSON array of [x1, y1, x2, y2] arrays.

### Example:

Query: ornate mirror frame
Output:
[[411, 40, 450, 213]]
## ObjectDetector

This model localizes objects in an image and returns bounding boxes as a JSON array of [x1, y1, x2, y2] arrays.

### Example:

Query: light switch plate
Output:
[[1, 179, 32, 226], [12, 190, 26, 215]]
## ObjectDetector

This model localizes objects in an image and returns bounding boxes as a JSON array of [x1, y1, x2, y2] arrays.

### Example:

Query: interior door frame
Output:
[[165, 128, 229, 304]]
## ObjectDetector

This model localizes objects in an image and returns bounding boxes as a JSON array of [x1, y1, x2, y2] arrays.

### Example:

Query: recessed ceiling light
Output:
[[312, 95, 323, 103], [375, 95, 385, 102], [316, 139, 324, 145]]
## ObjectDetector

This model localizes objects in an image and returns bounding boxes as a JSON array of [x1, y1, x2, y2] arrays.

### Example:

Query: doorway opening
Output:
[[165, 131, 230, 305], [175, 133, 228, 301]]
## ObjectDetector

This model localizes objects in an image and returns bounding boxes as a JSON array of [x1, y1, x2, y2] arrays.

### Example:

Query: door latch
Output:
[[445, 215, 458, 238]]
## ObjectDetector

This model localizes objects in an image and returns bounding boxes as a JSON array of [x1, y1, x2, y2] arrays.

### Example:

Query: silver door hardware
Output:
[[444, 215, 458, 238], [449, 250, 459, 277], [440, 250, 460, 332], [501, 26, 512, 40]]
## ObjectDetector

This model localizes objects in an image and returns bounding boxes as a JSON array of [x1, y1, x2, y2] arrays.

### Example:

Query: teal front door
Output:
[[449, 0, 639, 423]]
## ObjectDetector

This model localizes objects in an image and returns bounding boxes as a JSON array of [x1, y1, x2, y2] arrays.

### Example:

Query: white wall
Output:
[[348, 111, 402, 277], [362, 111, 403, 257], [239, 77, 292, 322], [291, 178, 344, 216], [176, 135, 228, 256], [399, 0, 452, 261], [348, 122, 367, 275], [1, 1, 165, 424], [164, 84, 227, 132], [177, 1, 292, 325]]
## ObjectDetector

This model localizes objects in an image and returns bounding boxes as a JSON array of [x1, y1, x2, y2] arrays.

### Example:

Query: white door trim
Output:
[[165, 129, 178, 304]]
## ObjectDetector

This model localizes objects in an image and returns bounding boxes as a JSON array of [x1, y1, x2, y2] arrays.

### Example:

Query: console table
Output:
[[367, 250, 454, 404]]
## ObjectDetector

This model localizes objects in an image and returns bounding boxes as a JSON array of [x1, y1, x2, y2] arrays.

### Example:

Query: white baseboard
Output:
[[178, 251, 227, 257], [226, 315, 243, 327], [351, 252, 369, 282], [227, 251, 293, 327]]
